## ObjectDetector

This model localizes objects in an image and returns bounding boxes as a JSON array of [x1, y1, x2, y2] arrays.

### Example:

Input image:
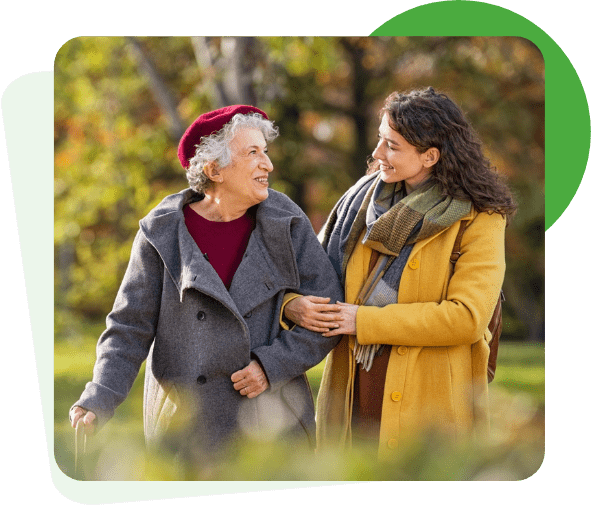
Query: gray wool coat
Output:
[[74, 188, 343, 454]]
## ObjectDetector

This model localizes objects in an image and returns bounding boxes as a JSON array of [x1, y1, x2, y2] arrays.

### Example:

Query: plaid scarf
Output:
[[321, 172, 472, 370]]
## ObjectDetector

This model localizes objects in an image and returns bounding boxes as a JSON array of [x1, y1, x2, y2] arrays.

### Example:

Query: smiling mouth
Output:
[[254, 177, 268, 185]]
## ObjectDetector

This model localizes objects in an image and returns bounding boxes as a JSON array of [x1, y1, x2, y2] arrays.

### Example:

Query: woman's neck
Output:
[[405, 176, 432, 194], [190, 191, 248, 222], [404, 181, 417, 194]]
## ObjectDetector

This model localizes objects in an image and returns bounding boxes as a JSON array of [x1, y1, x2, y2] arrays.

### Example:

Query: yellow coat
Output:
[[316, 207, 506, 458]]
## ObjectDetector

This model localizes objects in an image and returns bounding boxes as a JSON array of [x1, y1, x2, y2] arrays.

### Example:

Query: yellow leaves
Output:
[[86, 47, 106, 70], [54, 221, 81, 243], [55, 149, 74, 170], [268, 37, 338, 78]]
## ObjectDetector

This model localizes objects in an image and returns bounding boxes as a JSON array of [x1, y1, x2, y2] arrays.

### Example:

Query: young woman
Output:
[[284, 87, 517, 458]]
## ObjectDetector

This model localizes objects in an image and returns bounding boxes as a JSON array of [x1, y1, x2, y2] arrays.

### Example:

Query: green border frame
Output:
[[2, 0, 591, 503]]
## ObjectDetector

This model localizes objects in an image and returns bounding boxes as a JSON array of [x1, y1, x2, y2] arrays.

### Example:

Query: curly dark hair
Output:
[[368, 87, 517, 218]]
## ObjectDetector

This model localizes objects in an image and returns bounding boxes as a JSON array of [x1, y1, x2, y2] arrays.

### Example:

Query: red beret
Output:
[[177, 104, 269, 169]]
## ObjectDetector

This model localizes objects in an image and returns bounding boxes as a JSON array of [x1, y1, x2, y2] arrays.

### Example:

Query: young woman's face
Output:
[[372, 115, 433, 188]]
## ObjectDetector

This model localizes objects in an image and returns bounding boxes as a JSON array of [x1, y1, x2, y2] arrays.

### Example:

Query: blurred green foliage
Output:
[[55, 337, 544, 480], [55, 36, 544, 341]]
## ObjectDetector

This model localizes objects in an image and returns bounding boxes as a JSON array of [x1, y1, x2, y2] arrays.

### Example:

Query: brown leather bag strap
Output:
[[487, 295, 503, 382], [450, 220, 468, 267], [450, 219, 504, 383]]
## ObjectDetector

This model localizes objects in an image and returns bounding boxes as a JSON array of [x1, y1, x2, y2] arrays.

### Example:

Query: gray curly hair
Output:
[[186, 112, 279, 193]]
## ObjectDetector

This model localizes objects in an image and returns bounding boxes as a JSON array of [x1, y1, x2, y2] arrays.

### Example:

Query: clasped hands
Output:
[[284, 296, 358, 337]]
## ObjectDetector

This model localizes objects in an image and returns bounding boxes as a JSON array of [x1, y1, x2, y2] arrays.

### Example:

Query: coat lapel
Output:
[[405, 208, 476, 263], [140, 188, 300, 320], [176, 218, 239, 313], [229, 225, 298, 316], [229, 193, 300, 316], [140, 189, 241, 318]]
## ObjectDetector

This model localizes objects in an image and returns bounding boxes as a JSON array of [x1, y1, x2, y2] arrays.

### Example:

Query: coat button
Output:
[[197, 311, 206, 320], [391, 391, 402, 402], [387, 438, 398, 449], [408, 258, 419, 270], [397, 346, 408, 355], [196, 375, 207, 385], [244, 311, 252, 319]]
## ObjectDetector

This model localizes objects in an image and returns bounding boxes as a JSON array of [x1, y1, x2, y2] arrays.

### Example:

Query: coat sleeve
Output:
[[277, 191, 346, 329], [356, 211, 506, 347], [250, 213, 344, 392], [72, 230, 163, 429]]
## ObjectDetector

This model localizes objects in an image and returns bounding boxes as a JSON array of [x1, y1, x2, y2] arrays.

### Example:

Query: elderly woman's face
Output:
[[222, 127, 274, 207]]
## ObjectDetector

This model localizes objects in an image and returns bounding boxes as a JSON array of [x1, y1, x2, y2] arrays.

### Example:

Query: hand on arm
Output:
[[284, 295, 343, 333], [320, 301, 358, 337], [252, 209, 344, 391]]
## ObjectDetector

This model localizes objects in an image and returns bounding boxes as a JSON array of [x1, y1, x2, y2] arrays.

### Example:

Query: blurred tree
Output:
[[54, 36, 544, 342], [125, 37, 185, 141], [191, 37, 260, 107]]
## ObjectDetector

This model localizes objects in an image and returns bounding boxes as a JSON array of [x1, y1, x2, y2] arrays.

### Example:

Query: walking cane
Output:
[[74, 419, 87, 479]]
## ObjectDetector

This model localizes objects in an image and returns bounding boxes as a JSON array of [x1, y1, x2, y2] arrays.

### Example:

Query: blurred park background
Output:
[[54, 37, 544, 480]]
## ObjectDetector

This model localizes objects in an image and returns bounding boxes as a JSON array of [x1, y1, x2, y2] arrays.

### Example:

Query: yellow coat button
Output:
[[397, 346, 408, 355], [388, 438, 398, 449], [391, 391, 402, 402], [408, 258, 419, 270]]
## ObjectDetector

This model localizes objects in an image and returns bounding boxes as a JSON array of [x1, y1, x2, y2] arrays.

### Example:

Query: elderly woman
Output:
[[284, 88, 516, 458], [69, 105, 343, 463]]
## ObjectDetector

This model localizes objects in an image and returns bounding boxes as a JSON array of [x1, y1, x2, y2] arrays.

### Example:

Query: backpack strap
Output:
[[450, 220, 468, 267], [449, 219, 503, 383]]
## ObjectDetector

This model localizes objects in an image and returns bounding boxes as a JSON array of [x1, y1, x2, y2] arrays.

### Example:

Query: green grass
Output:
[[492, 342, 545, 407]]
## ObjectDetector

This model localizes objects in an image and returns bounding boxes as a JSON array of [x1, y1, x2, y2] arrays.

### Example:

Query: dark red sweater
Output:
[[183, 205, 256, 289]]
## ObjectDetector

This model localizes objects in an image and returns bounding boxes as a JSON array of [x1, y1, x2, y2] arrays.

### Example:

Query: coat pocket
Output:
[[153, 384, 181, 437], [237, 384, 311, 446], [146, 379, 182, 441], [279, 376, 316, 447]]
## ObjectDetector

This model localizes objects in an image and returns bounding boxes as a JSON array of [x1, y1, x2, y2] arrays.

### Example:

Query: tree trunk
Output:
[[191, 36, 260, 107], [125, 37, 186, 141]]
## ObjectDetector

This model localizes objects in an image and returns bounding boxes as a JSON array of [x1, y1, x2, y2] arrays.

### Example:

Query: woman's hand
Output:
[[284, 295, 343, 333], [69, 406, 96, 436], [321, 302, 358, 337], [231, 360, 269, 399]]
